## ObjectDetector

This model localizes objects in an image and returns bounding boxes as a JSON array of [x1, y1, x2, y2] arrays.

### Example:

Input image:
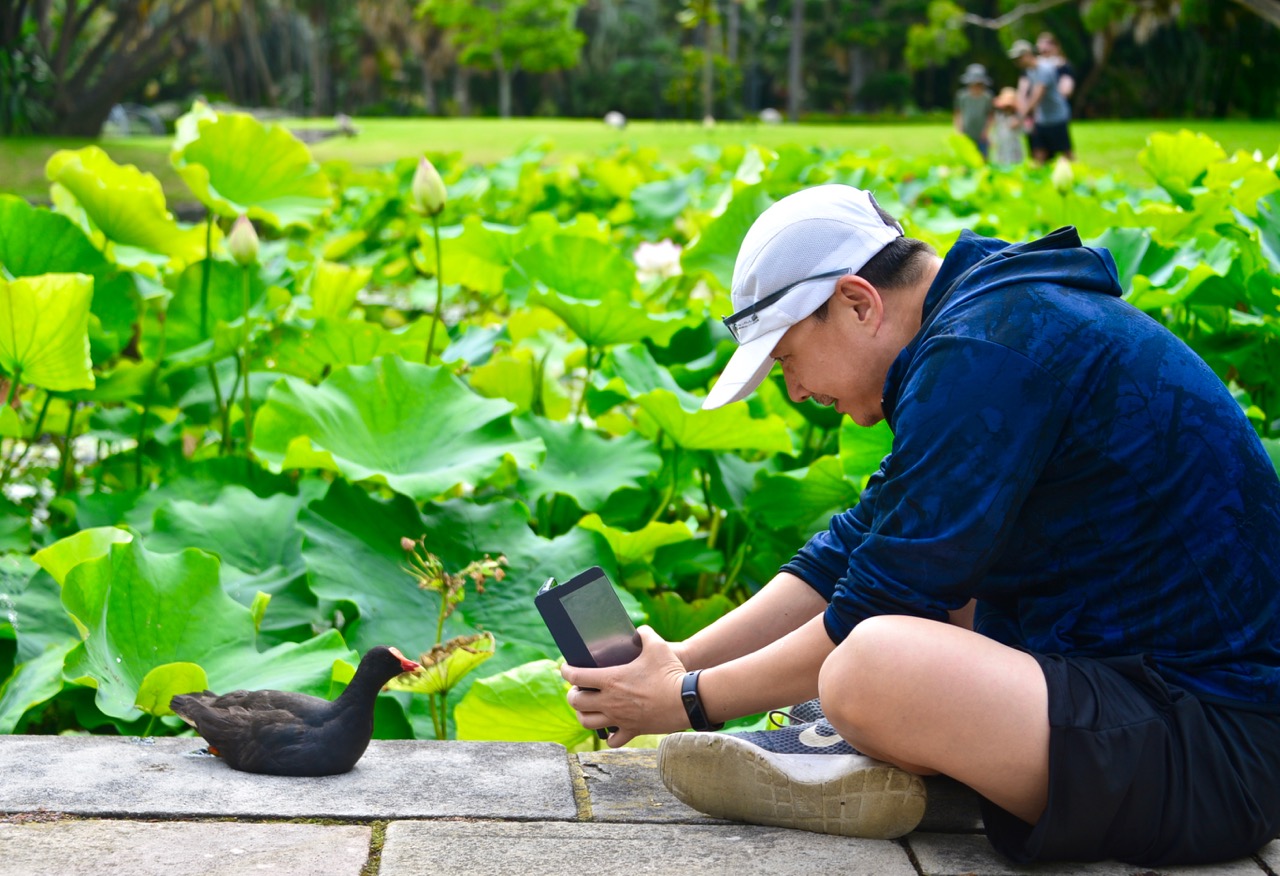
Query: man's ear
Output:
[[835, 274, 883, 326]]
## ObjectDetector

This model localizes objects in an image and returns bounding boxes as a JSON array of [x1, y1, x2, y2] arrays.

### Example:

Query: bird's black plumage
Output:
[[170, 645, 420, 776]]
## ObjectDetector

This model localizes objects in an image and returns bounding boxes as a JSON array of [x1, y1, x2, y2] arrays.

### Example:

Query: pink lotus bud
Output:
[[227, 215, 259, 266], [411, 157, 447, 216], [400, 537, 417, 552]]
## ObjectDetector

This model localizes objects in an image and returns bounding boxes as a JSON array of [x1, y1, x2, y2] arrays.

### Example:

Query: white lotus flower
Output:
[[634, 239, 683, 283]]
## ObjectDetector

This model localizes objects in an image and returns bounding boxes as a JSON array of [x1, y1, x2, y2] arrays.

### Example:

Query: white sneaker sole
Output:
[[658, 732, 927, 839]]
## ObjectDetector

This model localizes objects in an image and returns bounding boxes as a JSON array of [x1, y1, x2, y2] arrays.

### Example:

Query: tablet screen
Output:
[[559, 572, 639, 666]]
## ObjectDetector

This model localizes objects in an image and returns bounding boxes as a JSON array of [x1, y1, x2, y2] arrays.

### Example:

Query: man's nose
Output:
[[782, 369, 809, 403]]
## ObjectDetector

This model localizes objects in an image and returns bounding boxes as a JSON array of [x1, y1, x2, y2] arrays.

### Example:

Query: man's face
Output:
[[768, 291, 892, 428], [1016, 52, 1036, 69]]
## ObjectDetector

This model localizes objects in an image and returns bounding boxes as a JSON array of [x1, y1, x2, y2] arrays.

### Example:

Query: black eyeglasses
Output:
[[722, 268, 852, 342]]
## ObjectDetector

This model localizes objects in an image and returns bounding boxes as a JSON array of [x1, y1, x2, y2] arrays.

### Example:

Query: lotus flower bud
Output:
[[411, 157, 447, 216], [1051, 156, 1074, 193], [227, 215, 259, 266]]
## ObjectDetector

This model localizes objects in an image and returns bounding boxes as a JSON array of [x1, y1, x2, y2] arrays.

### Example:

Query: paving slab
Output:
[[0, 819, 370, 876], [1259, 841, 1279, 872], [379, 820, 917, 876], [0, 736, 577, 821], [908, 832, 1267, 876]]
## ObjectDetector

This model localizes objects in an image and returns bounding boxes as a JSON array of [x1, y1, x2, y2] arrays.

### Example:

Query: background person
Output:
[[991, 86, 1025, 165], [1009, 38, 1073, 163], [953, 62, 995, 160], [560, 184, 1280, 867]]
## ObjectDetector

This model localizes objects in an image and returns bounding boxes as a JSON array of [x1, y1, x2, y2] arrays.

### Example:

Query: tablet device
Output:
[[537, 566, 642, 740], [536, 566, 642, 669]]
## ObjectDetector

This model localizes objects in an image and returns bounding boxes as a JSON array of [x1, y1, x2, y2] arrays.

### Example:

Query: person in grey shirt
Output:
[[1009, 39, 1073, 163]]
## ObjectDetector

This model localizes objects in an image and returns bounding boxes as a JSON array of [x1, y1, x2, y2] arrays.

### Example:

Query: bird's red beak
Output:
[[389, 647, 421, 673]]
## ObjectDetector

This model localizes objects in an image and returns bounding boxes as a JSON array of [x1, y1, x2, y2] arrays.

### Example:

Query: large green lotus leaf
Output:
[[0, 273, 95, 391], [529, 286, 696, 349], [60, 538, 356, 720], [744, 455, 861, 529], [306, 261, 372, 319], [412, 217, 520, 295], [1137, 131, 1227, 210], [577, 514, 692, 569], [271, 319, 431, 383], [635, 389, 793, 453], [253, 358, 544, 502], [680, 183, 774, 291], [510, 235, 639, 302], [297, 479, 472, 657], [454, 658, 599, 750], [147, 487, 320, 641], [171, 110, 332, 229], [513, 416, 660, 510], [45, 147, 208, 271]]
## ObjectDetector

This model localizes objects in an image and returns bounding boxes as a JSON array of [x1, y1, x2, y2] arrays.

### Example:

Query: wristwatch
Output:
[[680, 669, 725, 732]]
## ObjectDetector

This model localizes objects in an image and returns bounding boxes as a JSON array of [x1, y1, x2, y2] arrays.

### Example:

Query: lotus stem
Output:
[[56, 401, 77, 495], [426, 212, 444, 363], [240, 267, 254, 454], [136, 310, 168, 486]]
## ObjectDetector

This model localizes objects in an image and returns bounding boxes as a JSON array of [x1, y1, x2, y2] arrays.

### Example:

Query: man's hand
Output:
[[561, 626, 690, 747]]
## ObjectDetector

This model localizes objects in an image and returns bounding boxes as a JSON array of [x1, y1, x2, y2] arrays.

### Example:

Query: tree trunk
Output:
[[454, 66, 471, 116], [726, 0, 739, 64], [239, 0, 277, 106], [421, 58, 439, 114], [848, 45, 868, 111], [701, 18, 714, 120], [307, 9, 332, 115], [787, 0, 804, 121], [495, 50, 513, 117]]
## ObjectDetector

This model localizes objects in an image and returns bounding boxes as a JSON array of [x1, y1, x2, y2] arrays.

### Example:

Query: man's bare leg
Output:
[[818, 614, 1050, 825]]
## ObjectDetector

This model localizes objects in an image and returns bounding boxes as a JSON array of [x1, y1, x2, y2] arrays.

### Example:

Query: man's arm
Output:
[[675, 571, 828, 670]]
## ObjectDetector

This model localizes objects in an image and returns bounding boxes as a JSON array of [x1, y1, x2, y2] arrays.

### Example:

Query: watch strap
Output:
[[680, 669, 725, 732]]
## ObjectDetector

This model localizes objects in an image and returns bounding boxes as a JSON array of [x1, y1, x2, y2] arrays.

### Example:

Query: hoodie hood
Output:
[[883, 227, 1124, 424]]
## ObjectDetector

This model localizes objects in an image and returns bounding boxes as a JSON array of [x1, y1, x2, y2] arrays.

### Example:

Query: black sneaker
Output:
[[658, 720, 926, 839], [781, 697, 826, 724]]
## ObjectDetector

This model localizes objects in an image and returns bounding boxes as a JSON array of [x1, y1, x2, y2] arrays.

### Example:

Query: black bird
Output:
[[170, 645, 421, 776]]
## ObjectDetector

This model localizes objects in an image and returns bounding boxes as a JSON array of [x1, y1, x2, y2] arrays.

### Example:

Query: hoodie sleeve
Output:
[[806, 335, 1071, 644]]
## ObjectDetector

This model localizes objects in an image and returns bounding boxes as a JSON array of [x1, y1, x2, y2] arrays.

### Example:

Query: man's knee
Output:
[[817, 615, 919, 729]]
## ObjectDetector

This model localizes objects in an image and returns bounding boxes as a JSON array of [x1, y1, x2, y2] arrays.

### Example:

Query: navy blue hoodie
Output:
[[782, 228, 1280, 710]]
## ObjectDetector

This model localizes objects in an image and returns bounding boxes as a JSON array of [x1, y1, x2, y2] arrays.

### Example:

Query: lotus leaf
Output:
[[171, 109, 332, 229], [513, 416, 660, 511], [680, 183, 773, 291], [0, 273, 95, 392], [60, 538, 356, 720], [1138, 131, 1227, 210], [386, 633, 495, 695], [745, 455, 861, 529], [529, 287, 696, 349], [45, 147, 208, 271], [454, 658, 600, 751], [253, 358, 543, 502], [306, 261, 372, 318]]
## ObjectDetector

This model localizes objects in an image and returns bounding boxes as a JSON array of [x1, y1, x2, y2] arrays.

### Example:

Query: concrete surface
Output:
[[0, 736, 1274, 876]]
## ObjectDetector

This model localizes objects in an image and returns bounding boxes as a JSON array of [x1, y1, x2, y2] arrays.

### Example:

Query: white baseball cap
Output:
[[702, 185, 903, 410]]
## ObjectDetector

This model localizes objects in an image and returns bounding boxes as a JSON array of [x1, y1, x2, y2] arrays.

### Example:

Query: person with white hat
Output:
[[561, 185, 1280, 866]]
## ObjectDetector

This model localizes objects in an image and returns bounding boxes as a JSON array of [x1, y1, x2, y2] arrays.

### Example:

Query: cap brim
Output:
[[701, 324, 789, 410]]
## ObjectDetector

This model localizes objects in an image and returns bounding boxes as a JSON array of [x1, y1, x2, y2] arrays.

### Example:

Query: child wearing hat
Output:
[[954, 63, 995, 160], [991, 86, 1025, 166]]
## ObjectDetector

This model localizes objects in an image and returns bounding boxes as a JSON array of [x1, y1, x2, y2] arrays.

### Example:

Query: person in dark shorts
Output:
[[1009, 38, 1073, 162], [559, 184, 1280, 866]]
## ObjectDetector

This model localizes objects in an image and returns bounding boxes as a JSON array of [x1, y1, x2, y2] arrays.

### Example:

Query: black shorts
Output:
[[982, 652, 1280, 866], [1033, 121, 1072, 158]]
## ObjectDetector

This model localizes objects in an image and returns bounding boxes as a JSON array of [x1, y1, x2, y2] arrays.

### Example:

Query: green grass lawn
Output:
[[3, 117, 1278, 204]]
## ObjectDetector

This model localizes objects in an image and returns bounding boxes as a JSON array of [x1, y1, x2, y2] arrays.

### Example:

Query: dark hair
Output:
[[811, 234, 936, 321]]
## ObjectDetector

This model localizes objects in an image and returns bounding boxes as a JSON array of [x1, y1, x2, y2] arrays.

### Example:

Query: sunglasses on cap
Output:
[[721, 267, 853, 343]]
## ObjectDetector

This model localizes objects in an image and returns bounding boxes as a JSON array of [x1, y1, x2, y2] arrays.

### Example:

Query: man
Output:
[[561, 185, 1280, 865], [1036, 31, 1075, 103], [953, 63, 995, 160], [1010, 38, 1073, 162]]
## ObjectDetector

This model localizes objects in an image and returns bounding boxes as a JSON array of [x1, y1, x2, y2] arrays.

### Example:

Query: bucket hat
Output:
[[959, 63, 991, 85]]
